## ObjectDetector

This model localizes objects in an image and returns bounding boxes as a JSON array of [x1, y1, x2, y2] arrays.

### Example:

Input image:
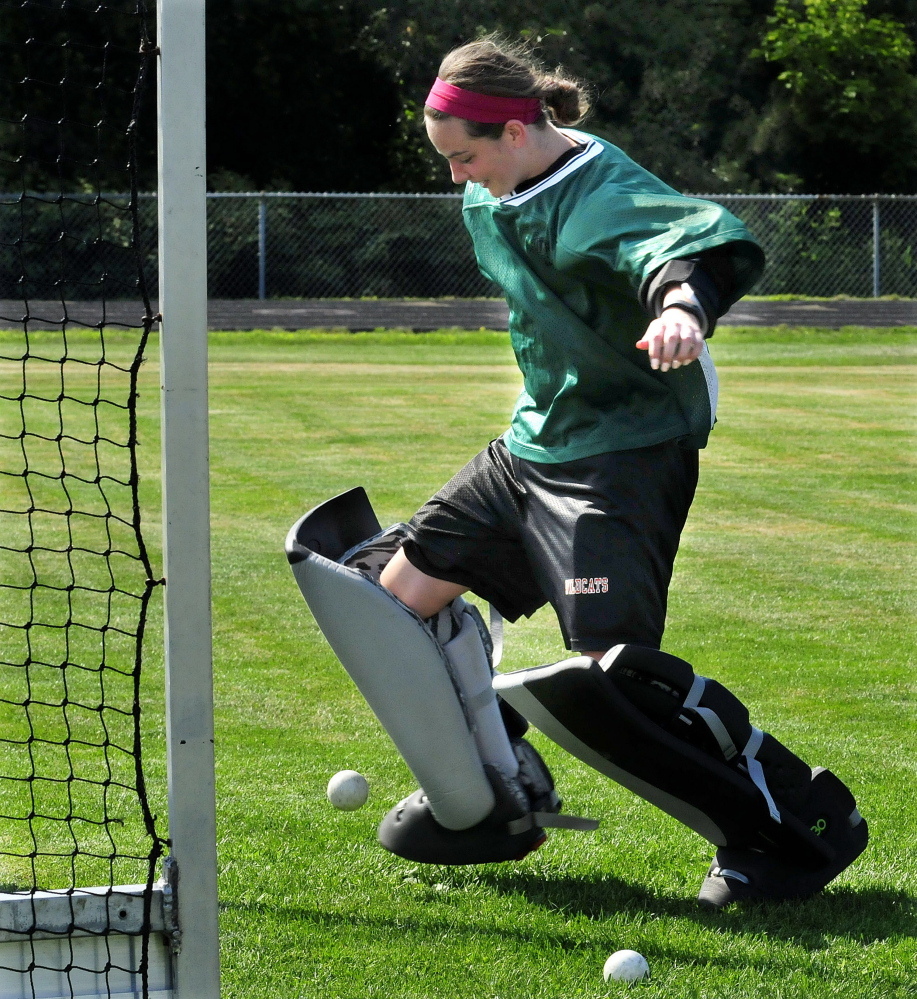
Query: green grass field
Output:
[[3, 325, 917, 997]]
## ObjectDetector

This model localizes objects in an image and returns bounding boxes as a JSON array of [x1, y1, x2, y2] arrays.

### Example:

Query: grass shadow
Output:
[[218, 896, 595, 948], [480, 868, 916, 947], [219, 876, 914, 961]]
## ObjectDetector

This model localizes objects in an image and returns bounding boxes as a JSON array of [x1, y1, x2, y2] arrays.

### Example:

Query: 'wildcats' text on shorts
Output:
[[564, 577, 609, 596]]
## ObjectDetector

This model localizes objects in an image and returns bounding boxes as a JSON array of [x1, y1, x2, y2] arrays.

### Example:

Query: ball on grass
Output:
[[603, 949, 650, 984], [326, 770, 369, 811]]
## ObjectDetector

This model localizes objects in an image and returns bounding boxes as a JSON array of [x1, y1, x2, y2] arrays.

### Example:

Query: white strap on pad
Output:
[[440, 599, 518, 779], [742, 727, 782, 824], [488, 603, 504, 669], [685, 676, 779, 821]]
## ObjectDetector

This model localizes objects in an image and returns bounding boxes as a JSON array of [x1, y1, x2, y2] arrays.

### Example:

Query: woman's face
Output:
[[425, 116, 527, 197]]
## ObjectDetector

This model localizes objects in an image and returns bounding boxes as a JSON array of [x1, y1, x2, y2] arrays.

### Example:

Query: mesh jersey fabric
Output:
[[461, 130, 765, 462]]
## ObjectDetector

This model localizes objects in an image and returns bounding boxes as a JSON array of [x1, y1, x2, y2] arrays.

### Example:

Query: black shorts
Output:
[[403, 437, 698, 652]]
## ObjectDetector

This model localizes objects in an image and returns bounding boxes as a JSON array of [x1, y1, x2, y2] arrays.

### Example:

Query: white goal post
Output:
[[155, 0, 221, 994], [0, 0, 219, 996]]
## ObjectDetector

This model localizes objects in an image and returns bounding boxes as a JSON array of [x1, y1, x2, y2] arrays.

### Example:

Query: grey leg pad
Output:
[[289, 547, 495, 830]]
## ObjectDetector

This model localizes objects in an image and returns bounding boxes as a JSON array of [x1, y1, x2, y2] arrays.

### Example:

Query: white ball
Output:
[[603, 949, 650, 984], [326, 770, 369, 810]]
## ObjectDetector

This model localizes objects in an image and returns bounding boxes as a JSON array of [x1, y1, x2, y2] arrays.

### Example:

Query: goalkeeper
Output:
[[380, 36, 867, 905], [291, 35, 867, 907]]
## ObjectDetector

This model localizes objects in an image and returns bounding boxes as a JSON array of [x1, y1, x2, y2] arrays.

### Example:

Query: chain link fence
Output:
[[2, 192, 916, 300]]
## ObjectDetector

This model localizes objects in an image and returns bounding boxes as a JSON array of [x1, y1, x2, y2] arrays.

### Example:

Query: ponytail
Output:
[[426, 36, 591, 138]]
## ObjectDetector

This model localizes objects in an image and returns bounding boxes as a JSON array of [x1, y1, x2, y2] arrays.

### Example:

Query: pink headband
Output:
[[424, 77, 543, 125]]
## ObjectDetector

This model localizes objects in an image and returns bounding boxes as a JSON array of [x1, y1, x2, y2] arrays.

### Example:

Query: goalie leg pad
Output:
[[376, 737, 598, 865], [377, 752, 546, 865], [430, 599, 519, 780], [289, 488, 599, 856], [286, 489, 495, 830], [494, 645, 866, 872], [697, 767, 869, 906]]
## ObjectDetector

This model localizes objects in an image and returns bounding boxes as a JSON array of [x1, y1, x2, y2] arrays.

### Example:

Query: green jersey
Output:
[[461, 130, 765, 462]]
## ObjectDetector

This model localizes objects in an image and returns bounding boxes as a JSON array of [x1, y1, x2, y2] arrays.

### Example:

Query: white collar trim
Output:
[[499, 130, 602, 206]]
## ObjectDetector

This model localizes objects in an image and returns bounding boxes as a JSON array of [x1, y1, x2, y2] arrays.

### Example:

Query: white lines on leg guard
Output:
[[682, 675, 778, 818], [679, 675, 740, 761], [742, 727, 781, 824], [676, 672, 777, 816], [683, 673, 706, 709], [488, 604, 504, 668], [440, 599, 518, 779]]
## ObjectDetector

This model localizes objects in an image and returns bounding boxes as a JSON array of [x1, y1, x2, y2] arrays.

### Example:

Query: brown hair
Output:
[[425, 36, 591, 139]]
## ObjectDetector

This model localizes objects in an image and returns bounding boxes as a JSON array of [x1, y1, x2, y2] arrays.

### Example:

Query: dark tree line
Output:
[[349, 0, 917, 194], [0, 2, 157, 194], [2, 0, 916, 195]]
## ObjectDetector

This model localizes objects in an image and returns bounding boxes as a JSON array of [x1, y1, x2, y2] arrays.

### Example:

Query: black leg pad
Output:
[[494, 650, 863, 869], [698, 768, 869, 906]]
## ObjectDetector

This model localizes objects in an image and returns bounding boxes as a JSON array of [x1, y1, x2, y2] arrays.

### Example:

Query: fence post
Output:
[[872, 198, 881, 298], [258, 194, 267, 300]]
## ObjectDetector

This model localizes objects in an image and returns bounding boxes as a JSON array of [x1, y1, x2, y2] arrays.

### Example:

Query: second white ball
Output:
[[603, 949, 650, 984], [326, 770, 369, 810]]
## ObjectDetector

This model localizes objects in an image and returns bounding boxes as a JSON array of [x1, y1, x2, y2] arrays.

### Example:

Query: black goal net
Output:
[[0, 1, 166, 996]]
